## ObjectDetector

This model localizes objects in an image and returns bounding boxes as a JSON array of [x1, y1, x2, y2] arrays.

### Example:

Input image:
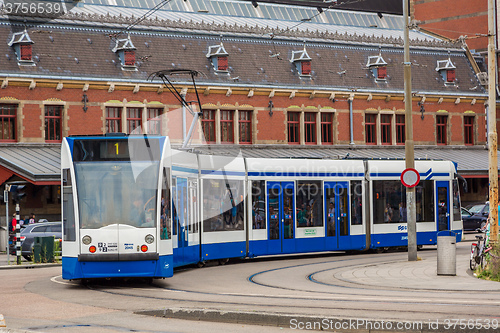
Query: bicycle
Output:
[[470, 235, 492, 270]]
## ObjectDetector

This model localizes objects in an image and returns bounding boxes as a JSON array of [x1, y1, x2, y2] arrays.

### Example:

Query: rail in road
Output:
[[1, 233, 499, 333]]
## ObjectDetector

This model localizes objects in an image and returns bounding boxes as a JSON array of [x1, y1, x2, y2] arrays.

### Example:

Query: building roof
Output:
[[0, 144, 493, 182], [0, 144, 60, 184], [0, 22, 484, 96]]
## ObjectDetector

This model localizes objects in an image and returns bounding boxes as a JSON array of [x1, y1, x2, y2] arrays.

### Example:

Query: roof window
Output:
[[436, 52, 457, 85], [366, 47, 387, 81], [8, 29, 35, 66], [290, 44, 312, 78], [112, 34, 137, 71], [206, 42, 229, 74]]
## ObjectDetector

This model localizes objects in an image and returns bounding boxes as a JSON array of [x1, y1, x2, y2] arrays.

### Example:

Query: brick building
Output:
[[0, 0, 493, 222]]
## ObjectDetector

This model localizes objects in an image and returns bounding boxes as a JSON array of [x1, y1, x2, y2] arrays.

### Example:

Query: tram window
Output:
[[373, 180, 406, 224], [251, 180, 266, 229], [351, 181, 362, 225], [63, 168, 72, 186], [296, 180, 323, 228], [452, 180, 461, 222], [202, 179, 245, 232], [63, 168, 76, 241], [160, 168, 171, 240], [416, 181, 434, 222], [75, 161, 159, 229], [172, 178, 177, 236], [373, 180, 434, 224]]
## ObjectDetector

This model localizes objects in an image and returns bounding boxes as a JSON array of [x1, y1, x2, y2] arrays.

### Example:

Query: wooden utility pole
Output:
[[404, 0, 417, 261], [488, 0, 498, 244]]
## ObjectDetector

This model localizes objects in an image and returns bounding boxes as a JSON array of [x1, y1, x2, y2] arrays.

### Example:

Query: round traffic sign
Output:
[[401, 168, 420, 188]]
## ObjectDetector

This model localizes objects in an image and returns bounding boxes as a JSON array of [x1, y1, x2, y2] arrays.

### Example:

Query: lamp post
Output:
[[488, 0, 498, 244]]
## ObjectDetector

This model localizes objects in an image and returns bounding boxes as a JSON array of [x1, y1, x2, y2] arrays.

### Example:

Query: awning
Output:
[[0, 144, 60, 185], [0, 143, 495, 184], [187, 145, 497, 177]]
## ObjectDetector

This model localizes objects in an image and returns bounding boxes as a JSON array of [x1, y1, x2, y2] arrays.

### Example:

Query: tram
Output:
[[61, 134, 463, 280], [61, 134, 174, 280]]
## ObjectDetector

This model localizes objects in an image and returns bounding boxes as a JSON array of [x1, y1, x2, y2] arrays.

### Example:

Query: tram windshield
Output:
[[75, 161, 159, 229]]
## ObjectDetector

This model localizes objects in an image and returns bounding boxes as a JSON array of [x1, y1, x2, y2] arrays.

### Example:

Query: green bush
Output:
[[477, 243, 500, 282]]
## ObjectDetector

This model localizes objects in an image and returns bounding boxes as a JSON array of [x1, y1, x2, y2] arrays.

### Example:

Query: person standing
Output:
[[28, 213, 36, 224], [10, 213, 16, 233]]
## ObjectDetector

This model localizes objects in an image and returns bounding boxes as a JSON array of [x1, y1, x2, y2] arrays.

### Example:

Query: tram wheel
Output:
[[218, 258, 229, 265], [197, 261, 206, 268]]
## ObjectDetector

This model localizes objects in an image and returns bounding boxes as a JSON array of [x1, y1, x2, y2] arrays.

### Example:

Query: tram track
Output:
[[47, 250, 500, 321]]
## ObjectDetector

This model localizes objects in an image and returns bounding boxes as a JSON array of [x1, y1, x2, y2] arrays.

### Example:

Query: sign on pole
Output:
[[401, 168, 420, 188]]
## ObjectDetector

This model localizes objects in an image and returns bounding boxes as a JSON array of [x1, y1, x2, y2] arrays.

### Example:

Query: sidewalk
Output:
[[0, 252, 61, 269]]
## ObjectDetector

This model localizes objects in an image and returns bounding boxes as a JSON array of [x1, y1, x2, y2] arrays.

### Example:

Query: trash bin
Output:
[[33, 237, 42, 263], [437, 230, 456, 276], [41, 236, 55, 263]]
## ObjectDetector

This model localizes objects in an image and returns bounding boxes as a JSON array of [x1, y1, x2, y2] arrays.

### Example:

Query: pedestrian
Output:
[[27, 213, 36, 224], [10, 213, 16, 233]]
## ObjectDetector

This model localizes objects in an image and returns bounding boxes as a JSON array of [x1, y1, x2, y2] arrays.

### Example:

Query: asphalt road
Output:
[[0, 232, 499, 333]]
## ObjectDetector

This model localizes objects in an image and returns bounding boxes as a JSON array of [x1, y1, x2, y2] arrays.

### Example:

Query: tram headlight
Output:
[[82, 235, 92, 245], [145, 234, 154, 244], [141, 245, 148, 252]]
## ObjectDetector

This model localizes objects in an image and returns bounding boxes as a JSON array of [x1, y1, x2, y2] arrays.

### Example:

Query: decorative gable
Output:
[[366, 47, 387, 81], [112, 34, 137, 71], [436, 52, 456, 85], [290, 45, 312, 78], [8, 29, 35, 66], [206, 42, 229, 73]]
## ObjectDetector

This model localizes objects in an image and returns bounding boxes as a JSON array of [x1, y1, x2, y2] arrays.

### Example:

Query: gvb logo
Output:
[[397, 225, 407, 231]]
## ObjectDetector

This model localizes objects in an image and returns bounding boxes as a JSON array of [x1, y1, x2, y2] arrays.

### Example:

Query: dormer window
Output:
[[112, 34, 137, 71], [290, 45, 312, 78], [8, 29, 35, 65], [446, 69, 456, 83], [20, 44, 32, 61], [124, 50, 136, 66], [436, 52, 456, 85], [377, 66, 387, 79], [206, 42, 229, 74], [218, 56, 228, 71], [366, 47, 387, 81]]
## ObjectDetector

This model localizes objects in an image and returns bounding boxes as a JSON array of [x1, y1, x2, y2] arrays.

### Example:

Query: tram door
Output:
[[187, 179, 200, 259], [173, 177, 197, 266], [324, 182, 350, 249], [436, 181, 450, 232], [267, 182, 295, 254]]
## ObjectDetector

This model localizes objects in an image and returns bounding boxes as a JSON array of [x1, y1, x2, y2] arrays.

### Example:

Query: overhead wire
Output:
[[109, 0, 172, 39], [266, 0, 370, 59]]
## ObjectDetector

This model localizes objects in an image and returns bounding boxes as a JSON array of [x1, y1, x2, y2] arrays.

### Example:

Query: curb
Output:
[[0, 263, 61, 270], [137, 308, 492, 333]]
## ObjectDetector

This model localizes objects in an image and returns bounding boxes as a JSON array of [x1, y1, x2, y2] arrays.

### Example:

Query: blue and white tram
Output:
[[366, 160, 463, 249], [246, 158, 367, 257], [61, 134, 463, 280], [61, 135, 174, 280]]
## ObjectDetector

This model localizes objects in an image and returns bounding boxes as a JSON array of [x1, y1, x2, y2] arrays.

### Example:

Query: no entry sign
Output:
[[401, 168, 420, 188]]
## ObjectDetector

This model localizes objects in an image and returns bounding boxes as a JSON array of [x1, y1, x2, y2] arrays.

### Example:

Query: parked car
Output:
[[462, 203, 489, 232], [8, 222, 62, 261]]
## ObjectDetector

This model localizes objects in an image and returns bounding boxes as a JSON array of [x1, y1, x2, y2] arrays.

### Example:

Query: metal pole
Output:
[[488, 0, 498, 244], [348, 97, 355, 146], [15, 203, 20, 265], [403, 0, 417, 261], [181, 91, 187, 142], [5, 186, 9, 265]]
